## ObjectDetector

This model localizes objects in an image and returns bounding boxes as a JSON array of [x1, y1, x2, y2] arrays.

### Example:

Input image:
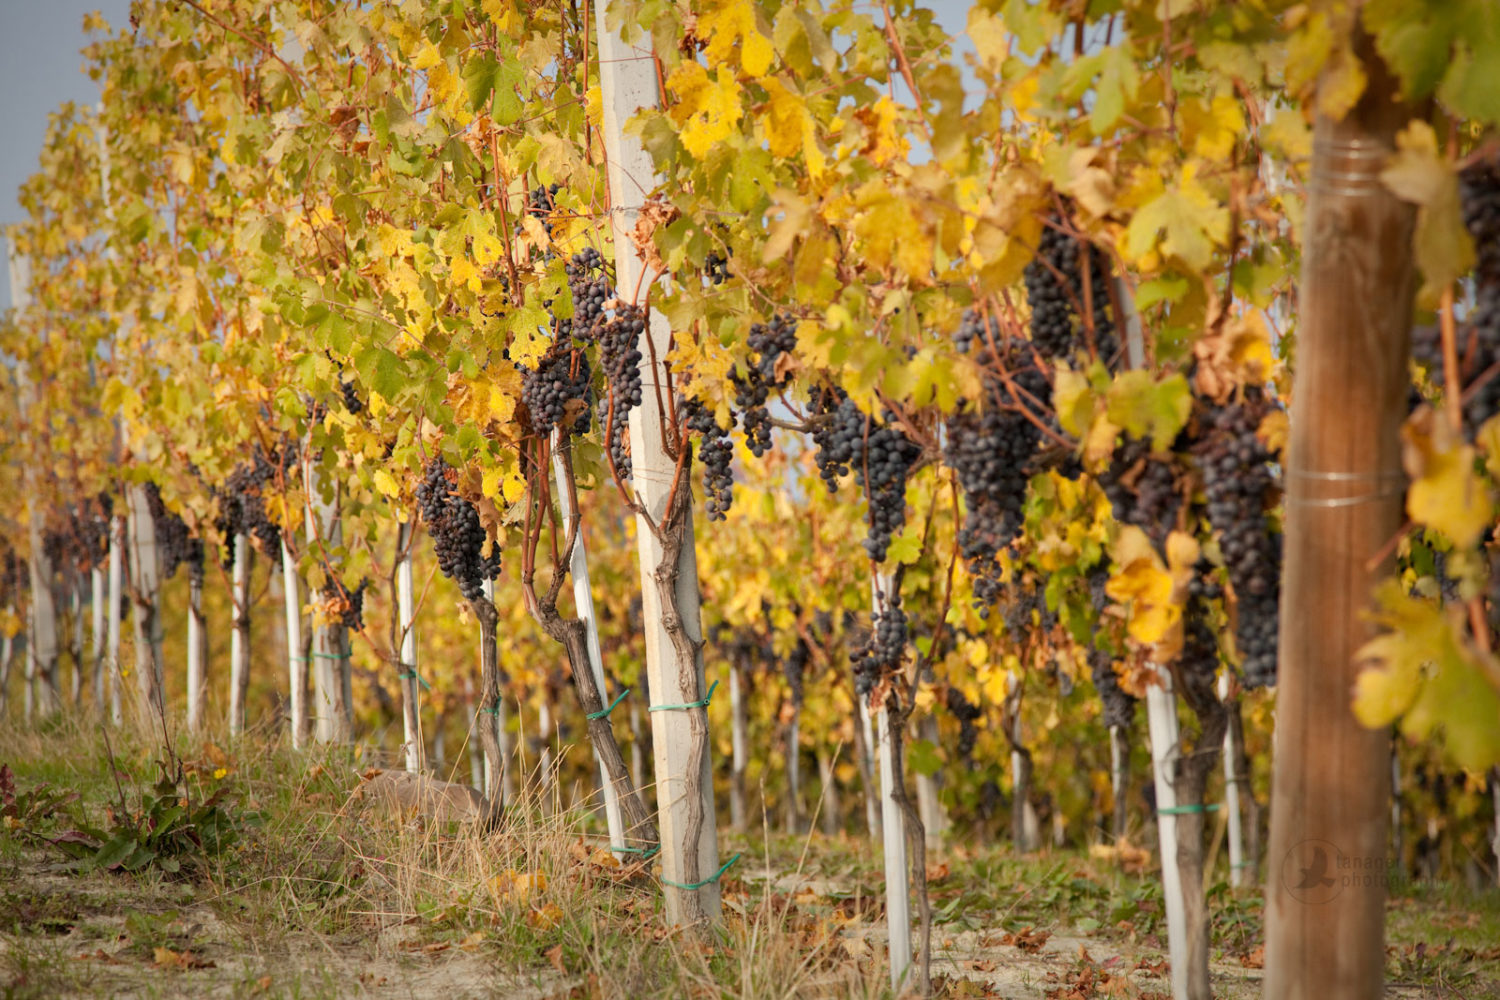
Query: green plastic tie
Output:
[[587, 689, 629, 720], [649, 679, 719, 713], [398, 669, 431, 691], [661, 852, 741, 891], [309, 651, 352, 660], [1231, 860, 1255, 869], [479, 706, 501, 716], [609, 843, 660, 860], [1158, 803, 1222, 815]]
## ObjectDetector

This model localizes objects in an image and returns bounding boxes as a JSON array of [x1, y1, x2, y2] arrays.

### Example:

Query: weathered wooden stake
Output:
[[1264, 28, 1420, 1000]]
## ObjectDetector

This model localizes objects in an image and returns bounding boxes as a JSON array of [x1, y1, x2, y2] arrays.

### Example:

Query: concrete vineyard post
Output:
[[281, 540, 306, 749], [593, 0, 721, 925]]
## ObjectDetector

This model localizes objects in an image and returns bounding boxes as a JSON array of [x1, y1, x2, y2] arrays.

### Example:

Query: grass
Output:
[[1, 716, 1497, 999]]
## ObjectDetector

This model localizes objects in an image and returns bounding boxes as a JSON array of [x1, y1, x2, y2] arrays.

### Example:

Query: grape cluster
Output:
[[944, 686, 983, 761], [851, 595, 907, 696], [1099, 436, 1181, 548], [521, 346, 592, 437], [1023, 219, 1120, 365], [1177, 597, 1221, 708], [185, 538, 205, 589], [681, 396, 735, 520], [327, 577, 368, 631], [216, 445, 294, 566], [809, 390, 920, 561], [1088, 647, 1136, 729], [144, 482, 194, 580], [732, 313, 798, 458], [782, 636, 810, 706], [1195, 398, 1280, 687], [945, 310, 1052, 607], [1458, 162, 1500, 429], [42, 496, 113, 575], [528, 183, 560, 236], [705, 250, 730, 285], [565, 247, 611, 339], [415, 457, 500, 602], [597, 304, 646, 480], [340, 372, 363, 415], [1001, 577, 1056, 639]]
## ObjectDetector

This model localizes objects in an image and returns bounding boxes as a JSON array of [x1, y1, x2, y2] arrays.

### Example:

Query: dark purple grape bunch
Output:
[[852, 592, 907, 697], [1023, 218, 1120, 366], [415, 457, 501, 602], [145, 482, 194, 580], [597, 303, 646, 480], [528, 183, 560, 237], [945, 685, 983, 761], [1088, 647, 1136, 730], [1194, 397, 1280, 688], [681, 395, 735, 521], [521, 345, 592, 438]]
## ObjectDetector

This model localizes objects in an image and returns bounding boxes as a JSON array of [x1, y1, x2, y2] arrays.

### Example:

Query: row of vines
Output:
[[4, 1, 1500, 997]]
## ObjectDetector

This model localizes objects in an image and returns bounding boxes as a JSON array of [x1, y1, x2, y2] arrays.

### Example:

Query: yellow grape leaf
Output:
[[966, 7, 1009, 74], [1181, 95, 1245, 162], [1106, 526, 1177, 645], [472, 231, 505, 268], [374, 469, 400, 498], [700, 0, 775, 78], [666, 62, 743, 159], [1226, 311, 1276, 382], [1380, 121, 1474, 305], [1402, 405, 1493, 549], [501, 471, 526, 504], [451, 255, 482, 294], [1123, 163, 1229, 272], [761, 77, 824, 178], [1354, 580, 1500, 771], [482, 466, 503, 500], [1053, 366, 1094, 438]]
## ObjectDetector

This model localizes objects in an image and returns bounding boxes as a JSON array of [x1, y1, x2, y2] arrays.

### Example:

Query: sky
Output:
[[1, 0, 975, 310], [0, 1, 129, 309]]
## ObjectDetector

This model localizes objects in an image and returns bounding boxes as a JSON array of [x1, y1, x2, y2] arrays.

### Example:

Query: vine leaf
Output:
[[1402, 405, 1492, 550]]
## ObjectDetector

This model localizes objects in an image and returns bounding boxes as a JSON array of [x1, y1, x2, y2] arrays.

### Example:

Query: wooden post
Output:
[[1110, 724, 1130, 842], [90, 565, 105, 707], [916, 713, 947, 851], [305, 466, 352, 744], [872, 573, 911, 991], [550, 432, 625, 845], [70, 582, 84, 705], [594, 2, 720, 925], [857, 696, 882, 840], [396, 523, 422, 773], [1264, 30, 1419, 1000], [281, 540, 306, 749], [1219, 673, 1246, 888], [6, 243, 60, 718], [186, 564, 206, 730], [124, 488, 164, 723], [729, 656, 748, 831], [1145, 669, 1189, 1000], [106, 514, 123, 725], [228, 535, 251, 735]]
